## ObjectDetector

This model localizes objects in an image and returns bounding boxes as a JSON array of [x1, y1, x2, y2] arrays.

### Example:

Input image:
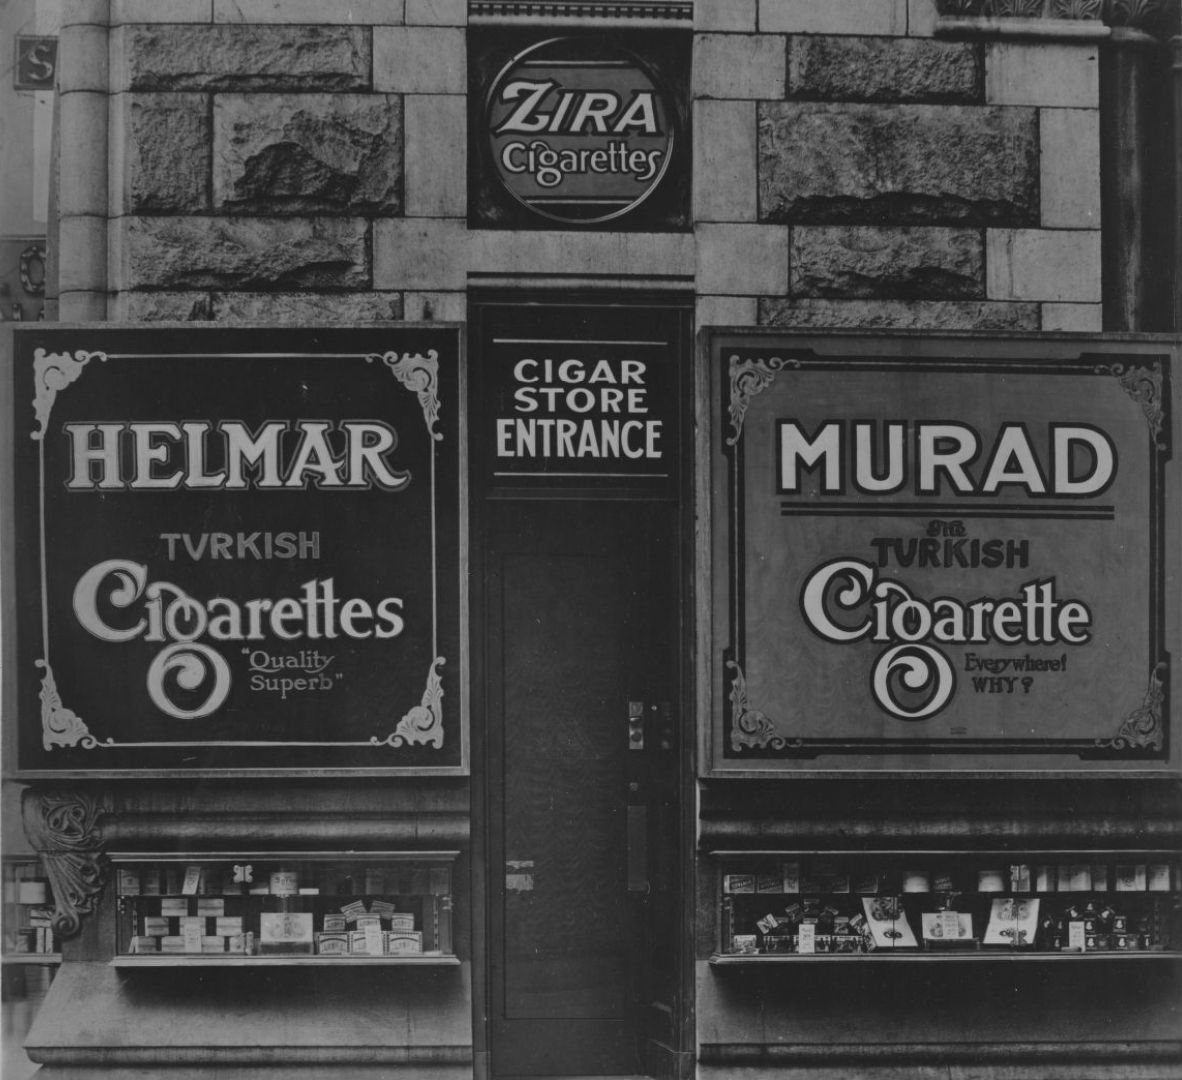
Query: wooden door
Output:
[[485, 499, 678, 1076]]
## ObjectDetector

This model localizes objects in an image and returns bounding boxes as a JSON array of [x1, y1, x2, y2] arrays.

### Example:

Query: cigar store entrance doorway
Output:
[[472, 298, 691, 1077]]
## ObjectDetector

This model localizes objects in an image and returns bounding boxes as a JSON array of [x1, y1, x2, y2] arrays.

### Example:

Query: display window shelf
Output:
[[2, 857, 60, 965], [110, 852, 459, 967], [708, 850, 1182, 964]]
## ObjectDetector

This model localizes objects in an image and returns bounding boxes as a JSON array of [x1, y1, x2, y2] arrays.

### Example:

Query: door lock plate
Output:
[[627, 700, 645, 749]]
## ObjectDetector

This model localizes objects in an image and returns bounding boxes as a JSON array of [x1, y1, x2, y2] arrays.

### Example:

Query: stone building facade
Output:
[[54, 0, 1172, 333], [6, 1, 1181, 1078]]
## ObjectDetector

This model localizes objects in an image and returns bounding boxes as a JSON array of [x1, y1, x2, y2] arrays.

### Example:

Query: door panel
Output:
[[487, 500, 675, 1076]]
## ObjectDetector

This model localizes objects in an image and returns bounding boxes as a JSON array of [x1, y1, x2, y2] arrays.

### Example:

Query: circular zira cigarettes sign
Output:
[[486, 37, 675, 224]]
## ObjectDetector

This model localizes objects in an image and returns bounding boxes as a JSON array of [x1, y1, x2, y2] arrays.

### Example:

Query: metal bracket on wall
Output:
[[21, 788, 109, 939]]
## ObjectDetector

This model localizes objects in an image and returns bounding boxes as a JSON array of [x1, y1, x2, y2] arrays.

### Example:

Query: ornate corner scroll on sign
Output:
[[1095, 664, 1166, 753], [1095, 360, 1167, 448], [723, 354, 804, 755], [31, 350, 111, 754], [1092, 359, 1168, 754], [31, 349, 107, 441], [373, 657, 446, 749], [728, 660, 790, 751], [726, 354, 800, 446], [21, 789, 109, 940], [369, 350, 442, 440], [367, 349, 447, 751], [38, 659, 100, 751]]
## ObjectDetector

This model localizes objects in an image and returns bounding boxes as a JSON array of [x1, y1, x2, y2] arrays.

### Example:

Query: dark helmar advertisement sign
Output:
[[7, 326, 465, 774], [709, 333, 1178, 774]]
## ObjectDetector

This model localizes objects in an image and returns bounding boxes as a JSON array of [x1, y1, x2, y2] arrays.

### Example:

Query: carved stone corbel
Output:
[[21, 789, 109, 939]]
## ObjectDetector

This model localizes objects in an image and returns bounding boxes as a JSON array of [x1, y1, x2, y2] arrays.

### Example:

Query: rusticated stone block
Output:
[[125, 25, 369, 91], [694, 100, 757, 222], [758, 297, 1038, 329], [697, 223, 789, 295], [759, 0, 907, 34], [986, 42, 1098, 108], [404, 94, 464, 217], [406, 0, 467, 24], [1041, 302, 1102, 332], [759, 102, 1038, 226], [909, 0, 939, 37], [208, 291, 405, 322], [125, 94, 210, 213], [373, 27, 465, 93], [403, 291, 465, 321], [122, 217, 369, 289], [788, 36, 981, 103], [1040, 107, 1100, 228], [112, 292, 212, 322], [213, 0, 406, 22], [697, 295, 759, 327], [695, 0, 757, 30], [214, 95, 402, 214], [791, 225, 983, 299], [986, 227, 1100, 302], [694, 33, 785, 99]]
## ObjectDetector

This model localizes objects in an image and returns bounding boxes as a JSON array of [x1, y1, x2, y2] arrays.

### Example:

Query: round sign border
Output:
[[484, 36, 678, 227]]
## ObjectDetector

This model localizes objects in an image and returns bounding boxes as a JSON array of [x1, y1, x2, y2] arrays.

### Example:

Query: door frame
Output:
[[467, 290, 696, 1080]]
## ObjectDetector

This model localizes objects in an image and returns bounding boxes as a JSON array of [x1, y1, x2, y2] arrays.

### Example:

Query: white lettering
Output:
[[777, 419, 1117, 499], [62, 419, 411, 492], [71, 560, 406, 721], [779, 422, 842, 493], [800, 557, 1095, 722], [1053, 425, 1117, 495]]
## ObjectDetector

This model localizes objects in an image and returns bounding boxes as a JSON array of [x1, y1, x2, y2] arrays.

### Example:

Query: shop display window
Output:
[[111, 852, 458, 966], [710, 851, 1182, 963], [3, 857, 59, 1080], [3, 858, 59, 963]]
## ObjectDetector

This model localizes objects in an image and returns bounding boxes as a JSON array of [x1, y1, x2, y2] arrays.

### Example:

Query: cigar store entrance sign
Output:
[[7, 326, 465, 774], [477, 306, 681, 491], [709, 333, 1179, 773]]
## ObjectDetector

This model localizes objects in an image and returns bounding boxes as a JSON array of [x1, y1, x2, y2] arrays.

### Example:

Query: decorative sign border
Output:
[[9, 327, 467, 775], [712, 341, 1174, 769]]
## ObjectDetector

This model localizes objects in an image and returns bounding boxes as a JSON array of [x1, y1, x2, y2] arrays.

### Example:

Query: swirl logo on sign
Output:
[[146, 642, 231, 719], [871, 643, 955, 721]]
